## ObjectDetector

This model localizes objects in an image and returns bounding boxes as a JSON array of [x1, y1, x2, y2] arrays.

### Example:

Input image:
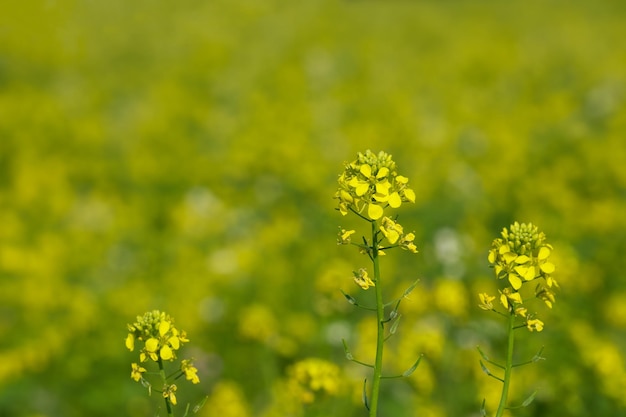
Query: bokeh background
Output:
[[1, 0, 626, 416]]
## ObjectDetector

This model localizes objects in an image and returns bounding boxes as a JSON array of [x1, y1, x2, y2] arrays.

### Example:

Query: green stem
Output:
[[369, 220, 384, 417], [495, 312, 516, 417], [158, 357, 174, 417]]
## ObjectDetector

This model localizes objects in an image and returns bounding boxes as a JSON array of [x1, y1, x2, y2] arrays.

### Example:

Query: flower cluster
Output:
[[125, 309, 200, 406], [335, 150, 415, 220], [126, 310, 189, 363], [482, 222, 558, 331], [352, 267, 375, 290], [379, 216, 418, 253]]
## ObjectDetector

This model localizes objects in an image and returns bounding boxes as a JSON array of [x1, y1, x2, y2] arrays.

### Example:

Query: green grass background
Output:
[[1, 0, 626, 416]]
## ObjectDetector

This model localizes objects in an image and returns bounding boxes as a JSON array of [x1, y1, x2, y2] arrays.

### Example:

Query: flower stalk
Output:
[[478, 222, 559, 416], [369, 220, 384, 417], [335, 150, 421, 416], [125, 310, 202, 416]]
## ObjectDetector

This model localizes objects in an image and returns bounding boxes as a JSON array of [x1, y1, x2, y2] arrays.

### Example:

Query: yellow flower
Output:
[[181, 359, 200, 384], [353, 268, 375, 290], [335, 150, 415, 220], [380, 217, 404, 244], [337, 228, 356, 245], [526, 318, 544, 332], [126, 310, 188, 363], [478, 293, 495, 310], [399, 232, 418, 253], [487, 222, 558, 306], [130, 363, 146, 382], [163, 384, 178, 405], [499, 288, 522, 310]]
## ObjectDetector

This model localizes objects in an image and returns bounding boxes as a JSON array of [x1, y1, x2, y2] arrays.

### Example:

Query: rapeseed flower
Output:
[[126, 310, 188, 363], [335, 150, 415, 220], [353, 268, 375, 290]]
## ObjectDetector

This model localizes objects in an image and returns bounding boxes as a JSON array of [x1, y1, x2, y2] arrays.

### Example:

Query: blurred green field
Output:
[[1, 0, 626, 416]]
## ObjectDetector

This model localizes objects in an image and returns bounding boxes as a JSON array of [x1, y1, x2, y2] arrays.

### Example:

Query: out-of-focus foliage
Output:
[[1, 0, 625, 416]]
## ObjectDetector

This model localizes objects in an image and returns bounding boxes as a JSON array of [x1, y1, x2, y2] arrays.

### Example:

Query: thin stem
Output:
[[369, 220, 384, 417], [495, 312, 516, 417], [158, 357, 174, 417]]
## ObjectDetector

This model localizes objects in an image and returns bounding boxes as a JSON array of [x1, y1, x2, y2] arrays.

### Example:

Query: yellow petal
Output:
[[339, 190, 354, 203], [524, 265, 536, 281], [125, 334, 135, 351], [488, 250, 496, 264], [388, 192, 402, 208], [500, 293, 509, 309], [515, 255, 530, 264], [368, 204, 384, 220], [160, 345, 173, 360], [375, 180, 391, 195], [508, 273, 522, 290], [360, 164, 372, 177], [355, 182, 369, 196], [508, 292, 522, 304], [376, 167, 389, 178], [540, 262, 555, 274], [403, 188, 416, 203], [538, 246, 551, 260], [145, 338, 159, 353], [159, 321, 170, 336], [168, 336, 180, 350], [502, 252, 517, 264], [395, 175, 408, 184]]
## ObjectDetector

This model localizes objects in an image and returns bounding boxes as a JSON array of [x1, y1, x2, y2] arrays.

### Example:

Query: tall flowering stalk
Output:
[[125, 310, 202, 417], [335, 150, 421, 417], [477, 222, 559, 416]]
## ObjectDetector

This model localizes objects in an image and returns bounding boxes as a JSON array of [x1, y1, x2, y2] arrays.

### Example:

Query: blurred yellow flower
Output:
[[526, 318, 544, 332], [163, 384, 177, 405], [287, 358, 341, 404], [130, 363, 146, 382], [478, 293, 495, 310], [337, 228, 356, 245], [181, 359, 200, 384]]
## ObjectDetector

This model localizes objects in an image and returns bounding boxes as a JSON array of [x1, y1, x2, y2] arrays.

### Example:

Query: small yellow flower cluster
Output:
[[379, 216, 418, 253], [337, 228, 356, 245], [481, 222, 558, 331], [287, 358, 341, 404], [126, 310, 189, 363], [352, 267, 375, 290], [126, 310, 200, 390], [335, 150, 415, 220]]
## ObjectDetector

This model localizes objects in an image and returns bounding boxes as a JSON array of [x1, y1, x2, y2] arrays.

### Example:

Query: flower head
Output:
[[335, 150, 415, 220], [126, 310, 188, 363], [526, 318, 544, 332], [130, 363, 146, 382], [478, 293, 496, 310], [181, 359, 200, 384], [488, 222, 557, 306], [352, 268, 375, 290], [163, 384, 178, 405], [337, 228, 356, 245]]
